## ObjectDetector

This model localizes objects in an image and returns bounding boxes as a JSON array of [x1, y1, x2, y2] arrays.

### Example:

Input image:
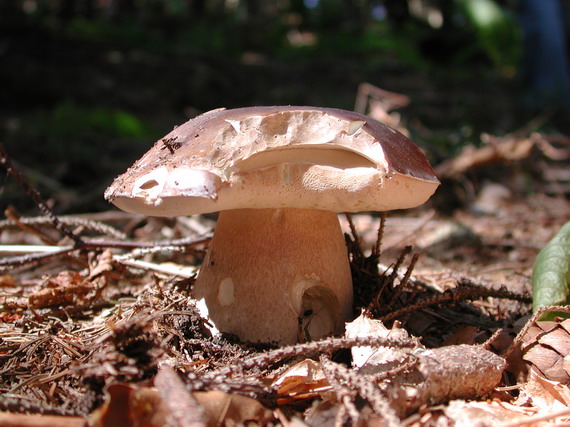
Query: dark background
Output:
[[1, 0, 568, 213]]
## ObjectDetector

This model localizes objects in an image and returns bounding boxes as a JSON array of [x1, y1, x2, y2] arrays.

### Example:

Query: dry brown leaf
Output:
[[154, 365, 207, 427], [303, 400, 341, 427], [28, 271, 92, 309], [272, 359, 330, 404], [0, 274, 17, 287], [0, 412, 85, 427], [89, 249, 114, 279], [89, 383, 139, 427], [519, 368, 570, 412], [88, 382, 274, 427], [345, 311, 417, 374], [194, 390, 274, 426], [441, 324, 480, 346], [442, 400, 537, 426]]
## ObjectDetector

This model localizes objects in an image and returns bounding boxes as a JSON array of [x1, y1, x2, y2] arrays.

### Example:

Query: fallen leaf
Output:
[[519, 368, 570, 412], [345, 311, 416, 374], [0, 412, 85, 427], [442, 399, 537, 426], [88, 382, 274, 427], [194, 390, 274, 426], [0, 274, 16, 287], [272, 359, 330, 403]]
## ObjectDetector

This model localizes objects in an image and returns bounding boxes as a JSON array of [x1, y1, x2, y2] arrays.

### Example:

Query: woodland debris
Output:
[[439, 400, 538, 427], [27, 270, 94, 309], [517, 368, 570, 415], [435, 131, 537, 179], [0, 214, 127, 240], [154, 366, 207, 427], [271, 359, 329, 404], [521, 319, 570, 383], [319, 353, 401, 426], [346, 311, 419, 375], [435, 126, 570, 197], [88, 382, 275, 427], [398, 344, 506, 410], [345, 312, 506, 413], [414, 220, 481, 255], [0, 412, 85, 427], [354, 82, 410, 134], [0, 143, 85, 247]]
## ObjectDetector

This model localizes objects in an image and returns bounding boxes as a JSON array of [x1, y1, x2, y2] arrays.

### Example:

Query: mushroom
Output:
[[105, 106, 439, 344]]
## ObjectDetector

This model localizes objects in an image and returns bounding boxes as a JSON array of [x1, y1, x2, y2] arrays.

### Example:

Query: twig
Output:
[[320, 354, 400, 426], [393, 254, 418, 297], [83, 234, 211, 250], [372, 212, 386, 259], [319, 354, 362, 424], [345, 213, 360, 248], [0, 235, 210, 272], [381, 283, 531, 322], [0, 245, 72, 254], [0, 215, 127, 239], [386, 246, 412, 289], [117, 258, 196, 278], [4, 206, 57, 245], [0, 394, 80, 417], [0, 143, 84, 247], [0, 247, 79, 272], [207, 334, 417, 378], [482, 327, 504, 350], [372, 246, 412, 310]]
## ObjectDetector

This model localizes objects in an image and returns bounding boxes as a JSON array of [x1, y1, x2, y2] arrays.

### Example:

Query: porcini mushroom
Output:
[[105, 106, 439, 344]]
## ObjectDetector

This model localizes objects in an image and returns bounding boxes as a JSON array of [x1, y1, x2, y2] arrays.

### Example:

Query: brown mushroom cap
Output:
[[105, 106, 439, 215]]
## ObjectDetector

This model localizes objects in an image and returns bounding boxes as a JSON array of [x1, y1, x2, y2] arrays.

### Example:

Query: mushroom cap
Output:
[[105, 106, 439, 215]]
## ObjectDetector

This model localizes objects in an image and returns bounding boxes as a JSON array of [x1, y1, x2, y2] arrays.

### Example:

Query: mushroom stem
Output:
[[193, 208, 353, 344]]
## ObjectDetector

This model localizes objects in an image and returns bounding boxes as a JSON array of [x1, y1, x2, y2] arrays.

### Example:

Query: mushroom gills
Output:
[[235, 146, 376, 173]]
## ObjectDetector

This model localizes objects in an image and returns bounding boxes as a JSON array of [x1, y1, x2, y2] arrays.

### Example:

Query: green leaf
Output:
[[532, 221, 570, 319]]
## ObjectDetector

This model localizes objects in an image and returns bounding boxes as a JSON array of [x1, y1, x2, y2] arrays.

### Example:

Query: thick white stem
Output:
[[192, 208, 353, 344]]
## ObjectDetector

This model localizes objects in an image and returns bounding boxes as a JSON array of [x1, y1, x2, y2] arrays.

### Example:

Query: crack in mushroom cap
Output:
[[105, 106, 440, 215]]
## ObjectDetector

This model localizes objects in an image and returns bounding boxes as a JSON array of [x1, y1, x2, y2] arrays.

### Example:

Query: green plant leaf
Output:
[[532, 221, 570, 319]]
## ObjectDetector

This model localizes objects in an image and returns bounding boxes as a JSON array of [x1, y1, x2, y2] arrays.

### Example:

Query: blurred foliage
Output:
[[2, 101, 158, 211], [459, 0, 521, 76], [1, 0, 523, 69], [48, 101, 151, 140], [2, 0, 560, 213], [8, 100, 155, 156]]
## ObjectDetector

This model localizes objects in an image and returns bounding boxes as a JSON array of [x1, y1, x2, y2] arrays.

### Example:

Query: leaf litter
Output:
[[2, 138, 570, 425]]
